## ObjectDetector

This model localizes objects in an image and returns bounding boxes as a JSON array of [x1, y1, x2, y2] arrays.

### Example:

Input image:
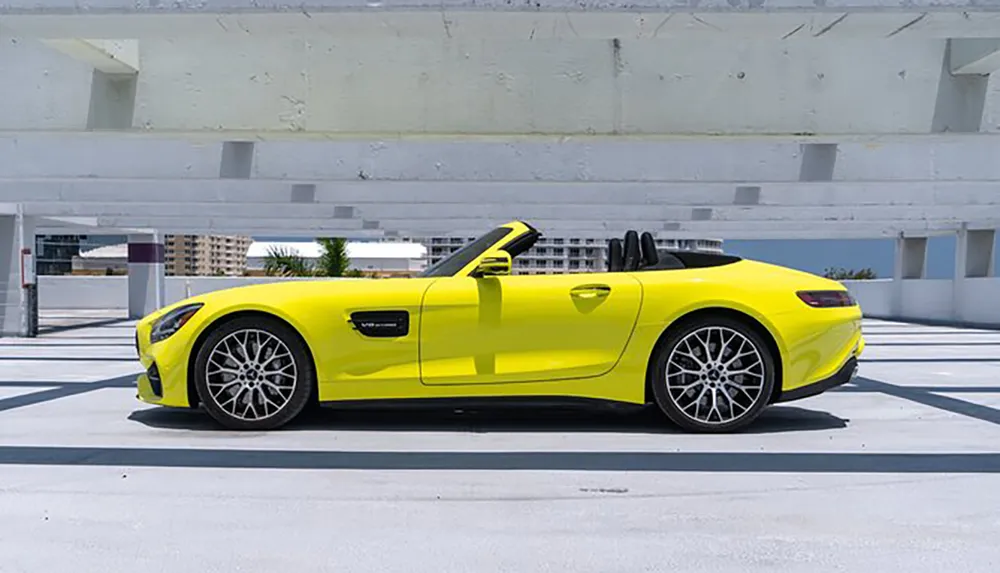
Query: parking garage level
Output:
[[0, 310, 999, 572]]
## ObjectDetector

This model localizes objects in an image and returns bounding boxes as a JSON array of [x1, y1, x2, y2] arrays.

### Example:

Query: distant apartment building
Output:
[[421, 235, 725, 274], [164, 235, 253, 276]]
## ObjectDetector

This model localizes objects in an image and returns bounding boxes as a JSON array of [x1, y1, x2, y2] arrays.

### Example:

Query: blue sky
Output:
[[726, 236, 1000, 279]]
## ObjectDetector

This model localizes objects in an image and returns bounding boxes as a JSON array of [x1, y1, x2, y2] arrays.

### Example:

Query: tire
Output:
[[650, 315, 776, 433], [193, 315, 315, 430]]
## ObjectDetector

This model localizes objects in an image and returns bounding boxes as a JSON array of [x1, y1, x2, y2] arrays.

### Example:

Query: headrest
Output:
[[607, 238, 624, 272], [623, 230, 640, 271], [640, 231, 659, 267]]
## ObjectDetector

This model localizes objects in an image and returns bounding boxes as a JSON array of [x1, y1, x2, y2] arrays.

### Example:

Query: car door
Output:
[[419, 272, 642, 385]]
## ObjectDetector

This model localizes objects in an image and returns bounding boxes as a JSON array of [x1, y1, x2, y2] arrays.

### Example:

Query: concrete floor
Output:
[[1, 310, 1000, 572]]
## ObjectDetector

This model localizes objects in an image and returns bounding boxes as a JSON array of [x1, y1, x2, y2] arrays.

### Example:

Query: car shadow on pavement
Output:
[[126, 403, 848, 435]]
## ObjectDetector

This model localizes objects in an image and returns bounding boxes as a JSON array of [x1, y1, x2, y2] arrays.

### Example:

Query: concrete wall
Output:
[[39, 275, 1000, 326]]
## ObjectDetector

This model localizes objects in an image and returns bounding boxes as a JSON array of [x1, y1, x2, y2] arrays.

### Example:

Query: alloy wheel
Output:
[[663, 325, 766, 426], [204, 328, 299, 422]]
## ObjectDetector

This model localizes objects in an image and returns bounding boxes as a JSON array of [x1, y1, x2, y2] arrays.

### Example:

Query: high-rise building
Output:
[[419, 235, 724, 274], [36, 234, 127, 275], [164, 234, 253, 276]]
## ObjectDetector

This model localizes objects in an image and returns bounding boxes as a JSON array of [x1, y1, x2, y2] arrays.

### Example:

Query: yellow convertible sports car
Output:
[[135, 221, 863, 433]]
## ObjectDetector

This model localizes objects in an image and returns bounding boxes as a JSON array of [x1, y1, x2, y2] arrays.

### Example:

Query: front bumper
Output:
[[134, 322, 194, 408], [775, 356, 859, 403]]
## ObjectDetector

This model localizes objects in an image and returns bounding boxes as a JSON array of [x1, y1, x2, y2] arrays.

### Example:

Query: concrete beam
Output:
[[15, 201, 1000, 225], [36, 217, 147, 236], [1, 25, 999, 137], [4, 179, 1000, 210], [4, 0, 992, 13], [77, 215, 993, 239], [39, 38, 138, 75], [950, 39, 1000, 75], [0, 12, 956, 42], [7, 133, 1000, 183]]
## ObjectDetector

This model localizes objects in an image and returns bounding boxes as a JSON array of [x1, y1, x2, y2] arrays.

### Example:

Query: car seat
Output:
[[623, 230, 641, 271], [607, 238, 624, 272]]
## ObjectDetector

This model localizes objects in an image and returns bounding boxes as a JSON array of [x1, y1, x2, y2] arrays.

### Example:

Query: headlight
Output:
[[150, 303, 203, 344]]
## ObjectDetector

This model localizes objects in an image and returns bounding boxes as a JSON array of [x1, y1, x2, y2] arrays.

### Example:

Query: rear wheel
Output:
[[650, 316, 775, 433], [193, 316, 314, 430]]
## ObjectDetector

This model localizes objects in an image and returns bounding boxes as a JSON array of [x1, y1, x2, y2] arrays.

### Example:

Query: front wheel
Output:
[[650, 316, 776, 433], [193, 316, 314, 430]]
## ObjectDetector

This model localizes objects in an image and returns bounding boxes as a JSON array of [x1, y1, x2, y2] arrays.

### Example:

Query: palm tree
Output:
[[316, 237, 351, 277], [263, 246, 313, 277]]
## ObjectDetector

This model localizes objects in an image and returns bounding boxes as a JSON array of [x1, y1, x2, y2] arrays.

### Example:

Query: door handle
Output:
[[570, 284, 611, 299]]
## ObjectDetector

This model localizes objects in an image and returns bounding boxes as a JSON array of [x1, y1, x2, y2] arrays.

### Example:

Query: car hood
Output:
[[169, 276, 435, 312]]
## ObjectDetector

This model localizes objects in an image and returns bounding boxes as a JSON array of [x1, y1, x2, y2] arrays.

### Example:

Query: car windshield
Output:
[[418, 227, 512, 278]]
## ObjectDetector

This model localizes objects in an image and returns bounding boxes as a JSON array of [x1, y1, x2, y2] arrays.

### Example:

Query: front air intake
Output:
[[147, 362, 162, 397]]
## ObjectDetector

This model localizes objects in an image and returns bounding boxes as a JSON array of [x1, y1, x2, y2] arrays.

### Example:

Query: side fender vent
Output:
[[349, 310, 410, 338]]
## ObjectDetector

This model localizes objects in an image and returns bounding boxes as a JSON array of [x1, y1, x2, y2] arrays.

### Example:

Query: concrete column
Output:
[[955, 224, 996, 279], [128, 233, 165, 319], [892, 235, 927, 318], [932, 41, 989, 133], [953, 224, 996, 322], [0, 213, 36, 336]]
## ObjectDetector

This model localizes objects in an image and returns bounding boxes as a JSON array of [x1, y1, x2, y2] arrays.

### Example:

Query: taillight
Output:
[[797, 290, 856, 308]]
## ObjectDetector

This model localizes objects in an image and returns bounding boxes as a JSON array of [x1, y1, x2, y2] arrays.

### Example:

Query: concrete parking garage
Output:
[[2, 0, 1000, 570], [0, 311, 998, 572]]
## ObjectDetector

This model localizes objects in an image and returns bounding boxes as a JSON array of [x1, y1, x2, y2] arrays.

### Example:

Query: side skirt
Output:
[[319, 395, 651, 414]]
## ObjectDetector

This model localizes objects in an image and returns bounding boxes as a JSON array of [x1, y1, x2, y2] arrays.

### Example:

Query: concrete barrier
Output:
[[39, 275, 1000, 327], [38, 275, 342, 310], [39, 276, 129, 309], [843, 277, 1000, 327], [840, 279, 893, 318]]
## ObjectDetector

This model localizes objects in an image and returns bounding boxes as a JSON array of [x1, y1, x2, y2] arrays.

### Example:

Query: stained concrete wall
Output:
[[4, 34, 1000, 134]]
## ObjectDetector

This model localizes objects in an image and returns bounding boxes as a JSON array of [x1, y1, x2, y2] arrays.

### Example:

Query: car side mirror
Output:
[[473, 252, 511, 277]]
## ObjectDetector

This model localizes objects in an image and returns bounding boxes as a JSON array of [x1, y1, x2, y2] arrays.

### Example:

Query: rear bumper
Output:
[[775, 356, 858, 403]]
